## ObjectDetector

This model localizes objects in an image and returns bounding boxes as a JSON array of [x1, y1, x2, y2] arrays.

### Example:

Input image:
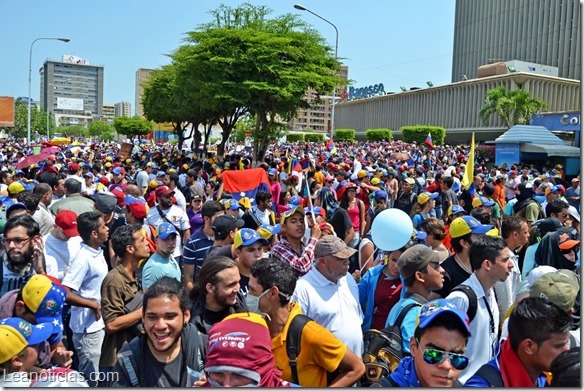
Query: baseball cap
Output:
[[128, 202, 148, 220], [94, 191, 117, 215], [289, 195, 301, 206], [239, 197, 252, 210], [557, 232, 579, 251], [314, 235, 357, 259], [305, 206, 326, 219], [568, 206, 580, 223], [357, 170, 368, 179], [21, 275, 66, 331], [417, 192, 438, 204], [257, 223, 282, 240], [416, 299, 471, 336], [319, 222, 336, 235], [571, 177, 580, 183], [530, 269, 580, 312], [148, 179, 159, 189], [545, 185, 560, 195], [398, 244, 441, 279], [447, 205, 466, 217], [157, 222, 178, 240], [370, 177, 381, 186], [111, 189, 126, 206], [268, 168, 277, 176], [222, 198, 240, 211], [55, 210, 79, 237], [211, 214, 245, 237], [373, 190, 388, 201], [325, 175, 335, 182], [99, 176, 110, 185], [472, 195, 495, 208], [404, 178, 415, 185], [449, 216, 493, 238], [8, 182, 25, 195], [83, 172, 94, 179], [535, 217, 569, 236], [157, 171, 166, 178], [154, 186, 175, 198], [112, 166, 125, 176], [82, 163, 92, 170], [280, 205, 305, 225], [0, 319, 53, 364], [6, 202, 28, 217], [526, 265, 558, 288], [234, 228, 268, 248]]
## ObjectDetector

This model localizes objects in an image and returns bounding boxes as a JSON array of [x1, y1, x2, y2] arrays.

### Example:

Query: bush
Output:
[[305, 133, 324, 142], [286, 133, 305, 142], [366, 128, 393, 141], [400, 125, 446, 145], [334, 128, 356, 142]]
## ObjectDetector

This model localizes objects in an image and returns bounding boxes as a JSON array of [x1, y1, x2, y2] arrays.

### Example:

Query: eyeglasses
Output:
[[417, 340, 469, 370], [2, 237, 32, 247]]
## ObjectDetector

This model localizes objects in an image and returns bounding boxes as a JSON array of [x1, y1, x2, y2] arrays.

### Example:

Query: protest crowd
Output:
[[0, 136, 580, 387]]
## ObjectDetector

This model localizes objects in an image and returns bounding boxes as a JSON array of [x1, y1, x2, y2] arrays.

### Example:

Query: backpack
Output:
[[361, 302, 421, 386], [474, 363, 504, 387], [451, 284, 478, 322]]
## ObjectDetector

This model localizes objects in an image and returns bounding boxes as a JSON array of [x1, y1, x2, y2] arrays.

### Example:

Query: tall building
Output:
[[135, 68, 154, 117], [40, 54, 104, 127], [289, 65, 349, 134], [114, 101, 132, 118], [452, 0, 580, 82], [102, 104, 115, 122]]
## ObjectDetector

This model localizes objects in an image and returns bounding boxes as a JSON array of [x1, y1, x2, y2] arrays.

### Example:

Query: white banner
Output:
[[63, 54, 89, 65], [57, 97, 84, 111]]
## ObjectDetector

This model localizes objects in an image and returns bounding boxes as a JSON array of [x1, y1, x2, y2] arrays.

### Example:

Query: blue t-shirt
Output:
[[142, 252, 181, 289]]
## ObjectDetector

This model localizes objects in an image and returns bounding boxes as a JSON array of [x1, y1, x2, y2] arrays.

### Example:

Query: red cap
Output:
[[110, 189, 126, 206], [128, 202, 147, 220], [47, 155, 56, 162], [155, 186, 175, 198], [99, 176, 110, 185], [68, 163, 79, 172], [55, 210, 79, 237]]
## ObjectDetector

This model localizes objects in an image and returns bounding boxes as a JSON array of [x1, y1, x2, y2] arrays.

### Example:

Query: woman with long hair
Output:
[[339, 183, 365, 249], [420, 217, 450, 261], [410, 192, 437, 230], [277, 190, 292, 218]]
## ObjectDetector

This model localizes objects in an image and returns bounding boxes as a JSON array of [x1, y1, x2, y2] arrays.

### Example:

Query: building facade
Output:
[[40, 56, 104, 128], [114, 101, 132, 118], [335, 72, 580, 144], [101, 104, 115, 123], [135, 68, 154, 117], [451, 0, 581, 82], [288, 65, 348, 134]]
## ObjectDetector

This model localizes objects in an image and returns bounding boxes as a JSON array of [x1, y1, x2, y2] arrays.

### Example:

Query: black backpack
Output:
[[361, 302, 421, 386], [451, 284, 478, 322]]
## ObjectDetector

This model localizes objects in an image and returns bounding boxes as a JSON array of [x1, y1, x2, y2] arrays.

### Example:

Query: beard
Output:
[[6, 245, 34, 270]]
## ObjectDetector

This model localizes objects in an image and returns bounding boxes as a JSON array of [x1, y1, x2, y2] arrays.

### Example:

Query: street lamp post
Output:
[[28, 37, 70, 144], [294, 4, 338, 140]]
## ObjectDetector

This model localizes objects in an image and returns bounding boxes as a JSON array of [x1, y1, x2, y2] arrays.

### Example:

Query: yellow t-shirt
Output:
[[272, 303, 346, 387]]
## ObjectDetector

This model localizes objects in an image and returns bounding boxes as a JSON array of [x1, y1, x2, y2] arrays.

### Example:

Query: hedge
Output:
[[366, 128, 393, 141], [400, 125, 446, 145], [286, 133, 305, 142], [334, 128, 356, 142], [305, 133, 324, 142]]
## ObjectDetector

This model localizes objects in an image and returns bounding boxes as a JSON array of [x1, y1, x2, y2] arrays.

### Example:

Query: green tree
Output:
[[88, 121, 115, 141], [479, 86, 548, 128], [113, 117, 154, 141]]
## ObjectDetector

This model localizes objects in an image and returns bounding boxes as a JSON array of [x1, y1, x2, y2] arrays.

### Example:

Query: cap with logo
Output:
[[315, 235, 357, 259], [449, 216, 493, 238], [157, 222, 179, 239], [280, 205, 305, 225], [234, 228, 269, 248], [557, 232, 580, 251], [472, 195, 495, 208], [398, 244, 441, 279], [21, 275, 66, 332], [268, 168, 277, 176], [55, 210, 79, 237], [112, 166, 125, 176], [529, 269, 580, 312], [257, 224, 282, 240], [305, 206, 326, 219], [154, 186, 175, 198], [417, 192, 438, 205], [212, 214, 245, 237], [447, 205, 466, 217], [416, 299, 471, 336], [0, 318, 54, 364]]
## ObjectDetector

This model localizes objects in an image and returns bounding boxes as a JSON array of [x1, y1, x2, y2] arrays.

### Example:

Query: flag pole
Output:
[[304, 175, 317, 223]]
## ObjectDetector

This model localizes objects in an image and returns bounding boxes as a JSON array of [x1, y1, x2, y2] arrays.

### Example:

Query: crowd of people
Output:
[[0, 136, 580, 387]]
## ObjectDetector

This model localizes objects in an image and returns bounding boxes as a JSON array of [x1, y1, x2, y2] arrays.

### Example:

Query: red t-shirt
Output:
[[371, 274, 402, 330]]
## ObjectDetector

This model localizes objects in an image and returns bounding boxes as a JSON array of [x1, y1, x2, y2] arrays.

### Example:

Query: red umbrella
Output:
[[15, 153, 50, 169], [42, 146, 60, 154]]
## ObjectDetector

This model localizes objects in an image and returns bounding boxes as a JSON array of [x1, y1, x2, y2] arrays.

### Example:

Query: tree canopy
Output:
[[479, 86, 548, 128], [113, 117, 154, 141]]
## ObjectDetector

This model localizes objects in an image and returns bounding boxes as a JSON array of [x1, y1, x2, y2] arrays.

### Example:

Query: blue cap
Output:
[[0, 318, 54, 346], [14, 170, 24, 176], [268, 168, 277, 176], [6, 202, 27, 217], [448, 204, 466, 216], [289, 195, 300, 206], [157, 222, 178, 240], [417, 299, 471, 335], [450, 215, 493, 238], [234, 228, 268, 248], [157, 171, 166, 177], [23, 183, 34, 192], [82, 163, 92, 169], [258, 223, 282, 238], [124, 194, 147, 206], [373, 190, 388, 201]]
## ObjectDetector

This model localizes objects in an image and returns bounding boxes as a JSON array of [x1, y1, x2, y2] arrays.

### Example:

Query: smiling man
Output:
[[372, 299, 471, 387], [110, 277, 204, 387]]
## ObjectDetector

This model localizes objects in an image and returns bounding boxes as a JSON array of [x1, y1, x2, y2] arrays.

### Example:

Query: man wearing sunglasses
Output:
[[371, 299, 471, 387]]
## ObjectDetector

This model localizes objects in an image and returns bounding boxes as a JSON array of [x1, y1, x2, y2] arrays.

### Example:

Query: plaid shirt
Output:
[[270, 235, 318, 276]]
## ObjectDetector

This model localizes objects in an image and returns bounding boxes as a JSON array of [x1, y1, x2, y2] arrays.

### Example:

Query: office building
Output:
[[40, 54, 104, 127], [135, 68, 154, 117], [115, 101, 132, 118], [289, 65, 348, 133], [452, 0, 580, 82], [102, 104, 115, 122]]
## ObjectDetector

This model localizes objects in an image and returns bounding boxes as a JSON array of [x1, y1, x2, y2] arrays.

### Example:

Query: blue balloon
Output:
[[370, 208, 414, 251]]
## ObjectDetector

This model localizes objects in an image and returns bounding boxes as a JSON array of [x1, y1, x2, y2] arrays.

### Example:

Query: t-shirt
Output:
[[441, 189, 458, 217], [329, 208, 352, 241], [0, 256, 34, 297], [204, 245, 232, 262], [434, 255, 471, 298], [372, 275, 402, 330], [141, 252, 182, 289], [143, 339, 186, 387]]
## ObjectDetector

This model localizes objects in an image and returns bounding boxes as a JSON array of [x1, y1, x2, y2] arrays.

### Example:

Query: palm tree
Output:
[[479, 86, 547, 128]]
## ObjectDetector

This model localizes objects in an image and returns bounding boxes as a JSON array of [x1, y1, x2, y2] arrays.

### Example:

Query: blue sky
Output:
[[0, 0, 455, 108]]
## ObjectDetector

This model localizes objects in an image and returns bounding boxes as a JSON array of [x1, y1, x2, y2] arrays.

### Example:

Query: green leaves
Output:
[[479, 86, 548, 128]]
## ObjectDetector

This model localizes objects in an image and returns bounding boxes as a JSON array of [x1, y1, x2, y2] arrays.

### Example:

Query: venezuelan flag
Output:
[[461, 133, 476, 197]]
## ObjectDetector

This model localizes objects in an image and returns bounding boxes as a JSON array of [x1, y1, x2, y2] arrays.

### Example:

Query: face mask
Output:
[[245, 289, 270, 320]]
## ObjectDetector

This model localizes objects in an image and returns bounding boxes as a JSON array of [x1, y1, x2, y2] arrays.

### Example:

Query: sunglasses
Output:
[[560, 247, 578, 254], [417, 340, 469, 370]]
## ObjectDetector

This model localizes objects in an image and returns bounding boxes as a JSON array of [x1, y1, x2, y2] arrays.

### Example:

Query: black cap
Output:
[[536, 217, 570, 236], [211, 214, 244, 237]]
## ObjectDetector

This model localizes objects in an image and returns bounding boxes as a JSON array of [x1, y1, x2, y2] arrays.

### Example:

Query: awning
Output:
[[521, 143, 580, 157]]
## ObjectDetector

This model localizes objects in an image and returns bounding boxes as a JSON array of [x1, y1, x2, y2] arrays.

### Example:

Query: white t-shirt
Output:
[[43, 234, 83, 281], [146, 205, 190, 259], [62, 243, 108, 334]]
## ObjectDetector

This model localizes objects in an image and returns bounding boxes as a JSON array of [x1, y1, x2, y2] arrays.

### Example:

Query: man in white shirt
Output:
[[292, 235, 364, 355], [61, 211, 109, 387], [44, 210, 83, 281], [446, 235, 513, 384]]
